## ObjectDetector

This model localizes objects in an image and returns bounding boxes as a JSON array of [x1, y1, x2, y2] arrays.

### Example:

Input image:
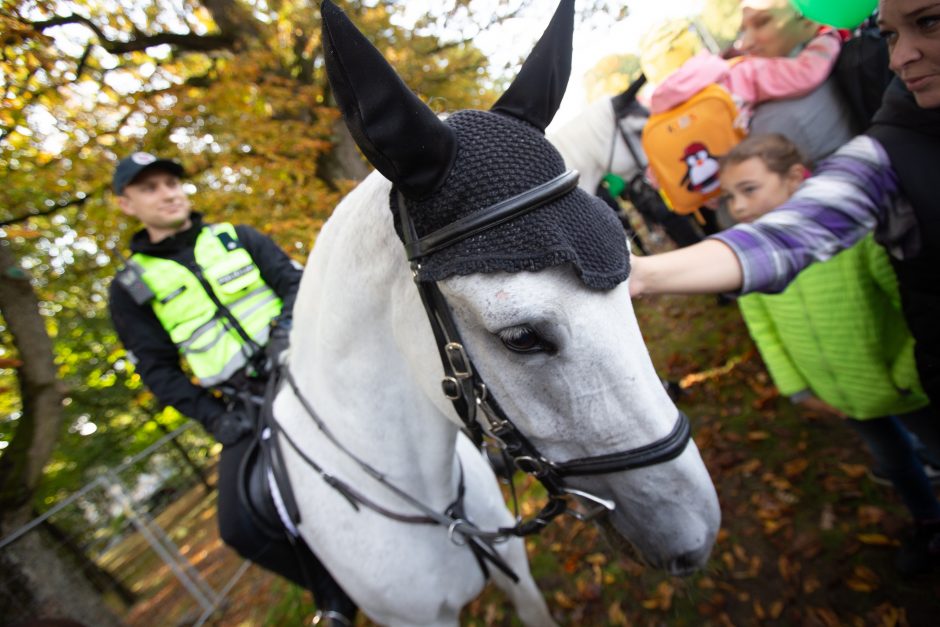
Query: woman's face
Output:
[[719, 157, 804, 224], [737, 3, 818, 58], [879, 0, 940, 108]]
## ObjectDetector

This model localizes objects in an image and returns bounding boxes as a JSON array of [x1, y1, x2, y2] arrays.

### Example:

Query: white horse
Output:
[[549, 83, 649, 195], [273, 2, 720, 625]]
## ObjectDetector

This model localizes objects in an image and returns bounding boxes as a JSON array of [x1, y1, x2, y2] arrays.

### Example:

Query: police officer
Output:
[[108, 152, 356, 625]]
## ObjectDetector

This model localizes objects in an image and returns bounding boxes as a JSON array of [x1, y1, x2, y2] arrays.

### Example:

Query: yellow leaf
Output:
[[753, 600, 766, 620], [857, 533, 894, 546], [763, 518, 786, 535], [783, 458, 809, 477], [857, 505, 887, 526], [721, 551, 735, 569], [585, 552, 607, 565], [838, 463, 869, 479], [803, 576, 822, 594], [738, 459, 762, 474], [608, 601, 629, 626], [641, 598, 660, 610], [553, 591, 575, 609], [846, 579, 877, 592], [642, 580, 675, 611], [811, 607, 841, 627]]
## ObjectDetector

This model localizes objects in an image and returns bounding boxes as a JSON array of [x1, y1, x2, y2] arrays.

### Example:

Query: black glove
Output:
[[208, 409, 255, 446], [265, 323, 291, 370]]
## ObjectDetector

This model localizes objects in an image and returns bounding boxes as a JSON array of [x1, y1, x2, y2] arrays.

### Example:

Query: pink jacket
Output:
[[650, 32, 842, 115]]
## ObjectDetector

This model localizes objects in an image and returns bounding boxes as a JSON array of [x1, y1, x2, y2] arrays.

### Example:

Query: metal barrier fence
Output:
[[0, 424, 251, 626]]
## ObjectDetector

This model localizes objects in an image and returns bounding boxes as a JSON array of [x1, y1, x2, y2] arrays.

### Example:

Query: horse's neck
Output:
[[550, 99, 617, 193], [284, 173, 460, 506]]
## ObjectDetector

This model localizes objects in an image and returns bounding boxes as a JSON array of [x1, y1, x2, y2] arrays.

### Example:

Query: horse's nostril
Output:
[[668, 546, 711, 576]]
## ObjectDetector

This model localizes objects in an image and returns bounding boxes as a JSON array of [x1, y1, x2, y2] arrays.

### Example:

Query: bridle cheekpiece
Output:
[[395, 169, 692, 534]]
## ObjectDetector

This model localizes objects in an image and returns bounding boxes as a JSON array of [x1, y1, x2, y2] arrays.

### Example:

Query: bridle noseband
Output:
[[395, 169, 692, 532]]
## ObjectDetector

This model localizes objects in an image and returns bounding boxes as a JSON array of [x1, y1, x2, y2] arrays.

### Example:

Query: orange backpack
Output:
[[641, 84, 746, 215]]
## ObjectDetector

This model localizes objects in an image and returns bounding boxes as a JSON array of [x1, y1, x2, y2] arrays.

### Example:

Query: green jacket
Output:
[[739, 234, 927, 419]]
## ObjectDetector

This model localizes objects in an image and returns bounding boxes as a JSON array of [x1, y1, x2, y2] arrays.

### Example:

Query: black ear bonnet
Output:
[[390, 110, 630, 289], [322, 0, 630, 290]]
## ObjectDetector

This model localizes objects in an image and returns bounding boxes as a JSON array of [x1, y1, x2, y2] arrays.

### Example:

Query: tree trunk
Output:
[[40, 518, 138, 607], [0, 240, 123, 626], [1, 518, 124, 627], [316, 118, 371, 188], [0, 242, 65, 512]]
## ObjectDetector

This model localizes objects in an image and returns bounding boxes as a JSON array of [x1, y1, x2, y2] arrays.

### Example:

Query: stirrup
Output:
[[311, 609, 353, 626]]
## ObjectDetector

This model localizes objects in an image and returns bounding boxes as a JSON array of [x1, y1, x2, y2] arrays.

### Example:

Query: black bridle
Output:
[[395, 169, 692, 535], [272, 170, 692, 583]]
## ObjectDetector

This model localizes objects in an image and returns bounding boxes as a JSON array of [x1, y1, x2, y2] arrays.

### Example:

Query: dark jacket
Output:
[[109, 212, 302, 426], [868, 78, 940, 409]]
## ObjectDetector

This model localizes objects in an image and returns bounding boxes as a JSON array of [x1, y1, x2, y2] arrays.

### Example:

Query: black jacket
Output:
[[108, 213, 302, 425], [868, 78, 940, 407]]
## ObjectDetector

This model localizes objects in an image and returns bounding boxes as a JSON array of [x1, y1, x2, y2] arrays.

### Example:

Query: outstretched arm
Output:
[[633, 136, 894, 298], [629, 239, 743, 296]]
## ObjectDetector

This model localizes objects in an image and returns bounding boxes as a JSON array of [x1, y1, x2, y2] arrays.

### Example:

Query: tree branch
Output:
[[0, 194, 93, 228], [30, 14, 236, 54]]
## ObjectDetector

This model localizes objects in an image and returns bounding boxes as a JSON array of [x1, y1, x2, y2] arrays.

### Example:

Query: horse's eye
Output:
[[498, 325, 556, 354]]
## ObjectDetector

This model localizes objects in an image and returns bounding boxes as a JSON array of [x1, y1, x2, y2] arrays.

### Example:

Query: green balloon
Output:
[[790, 0, 878, 29]]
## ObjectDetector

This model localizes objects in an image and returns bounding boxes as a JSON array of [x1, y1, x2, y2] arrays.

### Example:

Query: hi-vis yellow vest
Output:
[[127, 223, 282, 386]]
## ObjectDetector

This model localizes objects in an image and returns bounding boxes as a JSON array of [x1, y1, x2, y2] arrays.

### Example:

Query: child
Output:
[[649, 22, 842, 128], [720, 133, 940, 575]]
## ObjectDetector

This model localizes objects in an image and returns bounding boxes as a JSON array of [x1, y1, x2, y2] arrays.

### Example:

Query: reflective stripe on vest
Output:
[[129, 223, 283, 386]]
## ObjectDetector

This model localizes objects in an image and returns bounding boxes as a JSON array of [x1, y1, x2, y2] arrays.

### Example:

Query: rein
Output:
[[272, 366, 522, 581]]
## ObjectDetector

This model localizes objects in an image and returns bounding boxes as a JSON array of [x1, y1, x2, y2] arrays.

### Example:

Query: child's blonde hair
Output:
[[720, 133, 806, 177]]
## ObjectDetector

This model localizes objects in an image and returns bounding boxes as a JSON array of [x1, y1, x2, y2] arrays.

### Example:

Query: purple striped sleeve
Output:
[[712, 136, 898, 294]]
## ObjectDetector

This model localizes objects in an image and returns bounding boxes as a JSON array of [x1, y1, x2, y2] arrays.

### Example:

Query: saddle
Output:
[[236, 373, 303, 541]]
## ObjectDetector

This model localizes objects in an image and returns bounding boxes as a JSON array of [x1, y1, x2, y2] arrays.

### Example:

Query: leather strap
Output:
[[402, 170, 580, 260], [552, 411, 690, 476], [395, 173, 693, 525]]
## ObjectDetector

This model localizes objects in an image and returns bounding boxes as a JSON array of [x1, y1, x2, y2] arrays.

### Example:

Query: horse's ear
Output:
[[490, 0, 575, 132], [611, 74, 648, 119], [320, 0, 456, 199]]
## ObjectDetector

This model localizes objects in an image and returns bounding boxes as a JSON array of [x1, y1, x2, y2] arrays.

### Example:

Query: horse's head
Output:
[[321, 0, 719, 575], [606, 76, 653, 185]]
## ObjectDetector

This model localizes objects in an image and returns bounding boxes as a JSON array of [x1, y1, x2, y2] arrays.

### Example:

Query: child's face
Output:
[[719, 157, 802, 223], [737, 3, 817, 58]]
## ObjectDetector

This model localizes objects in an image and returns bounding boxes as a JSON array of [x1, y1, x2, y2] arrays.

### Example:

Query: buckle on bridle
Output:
[[561, 487, 616, 522], [441, 376, 462, 400], [444, 342, 472, 379], [513, 455, 552, 475], [447, 519, 469, 546]]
